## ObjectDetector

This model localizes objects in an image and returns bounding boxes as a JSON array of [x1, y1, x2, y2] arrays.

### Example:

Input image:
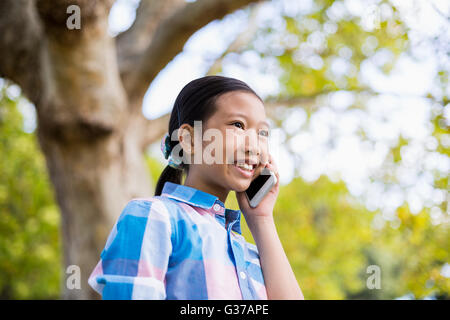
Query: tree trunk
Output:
[[37, 122, 153, 299]]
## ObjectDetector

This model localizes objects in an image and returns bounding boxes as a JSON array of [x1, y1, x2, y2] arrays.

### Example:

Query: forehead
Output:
[[212, 91, 267, 125]]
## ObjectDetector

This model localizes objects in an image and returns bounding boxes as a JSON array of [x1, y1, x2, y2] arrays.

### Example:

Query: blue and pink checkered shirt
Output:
[[88, 181, 267, 299]]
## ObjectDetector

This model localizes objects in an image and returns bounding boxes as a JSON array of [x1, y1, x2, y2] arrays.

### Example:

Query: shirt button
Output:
[[239, 271, 247, 280], [213, 204, 221, 211]]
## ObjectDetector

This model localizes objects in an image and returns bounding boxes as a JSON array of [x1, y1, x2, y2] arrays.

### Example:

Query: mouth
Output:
[[231, 161, 257, 179]]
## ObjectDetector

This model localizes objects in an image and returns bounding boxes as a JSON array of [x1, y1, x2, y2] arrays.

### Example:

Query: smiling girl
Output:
[[88, 75, 304, 300]]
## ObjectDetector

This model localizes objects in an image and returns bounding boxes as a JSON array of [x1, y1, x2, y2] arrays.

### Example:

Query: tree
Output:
[[224, 174, 449, 299], [0, 0, 263, 299], [1, 0, 448, 300]]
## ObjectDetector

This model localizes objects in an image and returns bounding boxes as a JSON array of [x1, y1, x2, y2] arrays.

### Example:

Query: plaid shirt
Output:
[[88, 181, 267, 300]]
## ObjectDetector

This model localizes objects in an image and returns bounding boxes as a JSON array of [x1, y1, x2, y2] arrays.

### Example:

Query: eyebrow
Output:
[[227, 112, 270, 128]]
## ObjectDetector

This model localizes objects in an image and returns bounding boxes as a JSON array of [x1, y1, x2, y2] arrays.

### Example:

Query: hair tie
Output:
[[160, 133, 171, 159], [160, 133, 183, 170]]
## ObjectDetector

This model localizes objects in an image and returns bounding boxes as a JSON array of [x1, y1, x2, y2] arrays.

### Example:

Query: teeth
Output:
[[235, 162, 253, 171]]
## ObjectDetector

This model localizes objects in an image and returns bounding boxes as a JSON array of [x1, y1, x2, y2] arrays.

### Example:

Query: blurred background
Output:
[[0, 0, 448, 299]]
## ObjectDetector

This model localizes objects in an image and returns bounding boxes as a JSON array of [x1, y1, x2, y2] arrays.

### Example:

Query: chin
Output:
[[230, 179, 251, 193]]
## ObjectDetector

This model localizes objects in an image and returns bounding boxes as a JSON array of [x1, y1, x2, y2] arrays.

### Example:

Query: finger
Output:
[[264, 162, 279, 184], [265, 155, 278, 173], [259, 151, 269, 167], [266, 153, 273, 164]]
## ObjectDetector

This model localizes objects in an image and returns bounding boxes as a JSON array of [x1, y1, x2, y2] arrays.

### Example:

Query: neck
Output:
[[184, 172, 229, 203]]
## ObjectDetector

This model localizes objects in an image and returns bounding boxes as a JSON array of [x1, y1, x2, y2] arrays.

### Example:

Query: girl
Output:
[[88, 75, 304, 300]]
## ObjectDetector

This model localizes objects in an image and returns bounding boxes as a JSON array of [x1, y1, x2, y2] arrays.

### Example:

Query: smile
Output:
[[231, 162, 255, 178]]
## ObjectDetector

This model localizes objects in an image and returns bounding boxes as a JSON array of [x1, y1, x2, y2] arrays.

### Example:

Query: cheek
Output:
[[258, 140, 269, 162], [223, 136, 238, 164], [212, 164, 232, 181]]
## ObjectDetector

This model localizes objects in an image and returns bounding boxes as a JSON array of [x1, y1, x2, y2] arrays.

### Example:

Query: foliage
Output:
[[0, 84, 62, 299], [227, 175, 449, 299], [246, 0, 449, 217]]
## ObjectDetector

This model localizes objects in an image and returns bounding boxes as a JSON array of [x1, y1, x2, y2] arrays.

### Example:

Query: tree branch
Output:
[[139, 113, 171, 151], [262, 87, 447, 124], [116, 0, 186, 77], [264, 87, 377, 109], [430, 2, 450, 22], [262, 87, 382, 124], [206, 1, 264, 75], [122, 0, 264, 107], [0, 0, 44, 105]]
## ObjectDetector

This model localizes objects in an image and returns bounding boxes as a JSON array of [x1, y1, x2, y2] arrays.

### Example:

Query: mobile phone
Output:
[[245, 166, 277, 208]]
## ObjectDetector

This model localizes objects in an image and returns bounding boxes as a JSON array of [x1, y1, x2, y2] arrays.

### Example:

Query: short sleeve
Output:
[[88, 199, 173, 300]]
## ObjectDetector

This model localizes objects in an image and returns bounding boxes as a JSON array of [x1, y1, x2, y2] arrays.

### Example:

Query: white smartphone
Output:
[[245, 166, 277, 208]]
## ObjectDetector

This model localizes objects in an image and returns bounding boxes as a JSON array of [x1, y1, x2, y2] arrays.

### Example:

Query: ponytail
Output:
[[154, 165, 184, 196]]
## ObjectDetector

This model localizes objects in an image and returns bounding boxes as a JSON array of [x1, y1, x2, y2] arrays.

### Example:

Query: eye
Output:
[[259, 130, 269, 137], [231, 121, 244, 129]]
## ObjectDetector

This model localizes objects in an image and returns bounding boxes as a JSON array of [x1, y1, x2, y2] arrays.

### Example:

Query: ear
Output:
[[178, 124, 194, 155]]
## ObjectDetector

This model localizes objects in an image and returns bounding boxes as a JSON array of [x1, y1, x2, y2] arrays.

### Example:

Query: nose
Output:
[[244, 129, 261, 158]]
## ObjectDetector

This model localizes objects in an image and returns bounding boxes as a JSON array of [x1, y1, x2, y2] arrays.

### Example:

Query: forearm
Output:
[[247, 216, 304, 300]]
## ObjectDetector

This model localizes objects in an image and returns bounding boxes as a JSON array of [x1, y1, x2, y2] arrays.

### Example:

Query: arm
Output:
[[236, 153, 304, 300], [247, 216, 304, 300]]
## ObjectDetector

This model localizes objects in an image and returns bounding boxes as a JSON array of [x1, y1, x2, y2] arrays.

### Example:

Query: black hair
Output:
[[154, 75, 263, 196]]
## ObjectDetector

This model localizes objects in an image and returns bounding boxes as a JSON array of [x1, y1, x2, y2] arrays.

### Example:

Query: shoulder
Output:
[[120, 195, 188, 224], [117, 196, 177, 223]]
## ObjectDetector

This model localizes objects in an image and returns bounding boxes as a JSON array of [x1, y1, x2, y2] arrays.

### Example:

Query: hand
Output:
[[236, 153, 280, 226]]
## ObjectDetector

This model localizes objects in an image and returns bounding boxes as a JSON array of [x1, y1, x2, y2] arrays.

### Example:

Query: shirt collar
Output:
[[161, 181, 242, 235]]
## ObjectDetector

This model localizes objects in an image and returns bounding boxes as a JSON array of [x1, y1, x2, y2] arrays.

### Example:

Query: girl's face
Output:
[[183, 91, 270, 201]]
